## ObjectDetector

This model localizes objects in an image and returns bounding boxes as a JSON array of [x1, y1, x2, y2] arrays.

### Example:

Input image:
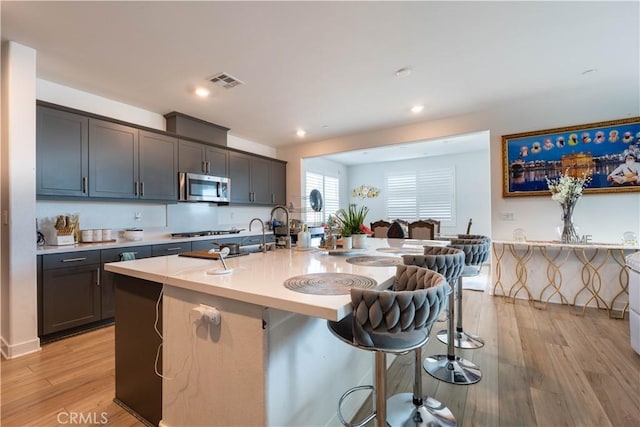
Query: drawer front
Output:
[[101, 246, 152, 263], [43, 250, 100, 269], [151, 242, 192, 257], [240, 234, 275, 246], [191, 237, 241, 251]]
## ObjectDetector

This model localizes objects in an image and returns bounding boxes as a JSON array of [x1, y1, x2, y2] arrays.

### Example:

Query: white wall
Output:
[[1, 42, 40, 358], [279, 83, 640, 243], [346, 149, 491, 236]]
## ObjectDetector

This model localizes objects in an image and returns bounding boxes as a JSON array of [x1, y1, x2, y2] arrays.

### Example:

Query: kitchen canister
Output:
[[92, 229, 102, 241], [297, 225, 310, 248], [81, 229, 93, 242], [101, 228, 112, 241]]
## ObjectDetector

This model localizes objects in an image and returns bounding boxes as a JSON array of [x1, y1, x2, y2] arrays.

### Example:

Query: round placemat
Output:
[[346, 256, 403, 267], [376, 247, 425, 254], [283, 273, 378, 295]]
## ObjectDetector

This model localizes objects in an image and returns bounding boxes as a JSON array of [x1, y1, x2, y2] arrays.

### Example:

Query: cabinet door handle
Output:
[[96, 268, 100, 286], [62, 257, 87, 263], [165, 247, 182, 251], [202, 161, 207, 173], [134, 181, 139, 196], [140, 182, 144, 197], [82, 177, 87, 194], [208, 161, 211, 174], [272, 194, 275, 203]]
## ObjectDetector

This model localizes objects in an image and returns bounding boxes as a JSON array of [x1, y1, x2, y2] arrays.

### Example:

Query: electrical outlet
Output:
[[134, 212, 142, 220], [501, 212, 515, 221]]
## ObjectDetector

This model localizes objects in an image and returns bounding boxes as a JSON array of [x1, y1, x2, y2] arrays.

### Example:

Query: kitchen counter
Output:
[[105, 238, 441, 426], [36, 229, 266, 254], [105, 238, 437, 321]]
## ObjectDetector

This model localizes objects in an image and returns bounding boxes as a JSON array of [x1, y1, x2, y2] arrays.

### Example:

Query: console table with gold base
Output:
[[491, 240, 639, 319]]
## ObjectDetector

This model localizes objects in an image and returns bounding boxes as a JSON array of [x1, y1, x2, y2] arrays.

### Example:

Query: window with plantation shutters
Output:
[[305, 172, 340, 224], [386, 168, 456, 226]]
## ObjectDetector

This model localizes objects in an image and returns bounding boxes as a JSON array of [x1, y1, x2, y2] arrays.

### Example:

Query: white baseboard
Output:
[[1, 335, 41, 359]]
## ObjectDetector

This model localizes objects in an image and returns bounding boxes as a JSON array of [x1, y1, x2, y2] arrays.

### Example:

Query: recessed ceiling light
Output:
[[296, 129, 306, 137], [411, 105, 424, 114], [194, 87, 210, 97], [395, 67, 412, 77]]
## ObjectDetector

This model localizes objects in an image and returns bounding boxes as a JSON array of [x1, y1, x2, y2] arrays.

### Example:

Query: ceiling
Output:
[[2, 1, 638, 149]]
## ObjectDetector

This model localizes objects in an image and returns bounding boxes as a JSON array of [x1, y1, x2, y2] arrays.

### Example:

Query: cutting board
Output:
[[179, 250, 222, 260]]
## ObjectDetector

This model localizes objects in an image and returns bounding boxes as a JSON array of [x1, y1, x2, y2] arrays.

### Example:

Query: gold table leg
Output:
[[534, 245, 570, 310]]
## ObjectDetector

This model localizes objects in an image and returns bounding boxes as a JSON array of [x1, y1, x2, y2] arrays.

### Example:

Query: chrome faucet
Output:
[[270, 205, 291, 249], [249, 217, 267, 252]]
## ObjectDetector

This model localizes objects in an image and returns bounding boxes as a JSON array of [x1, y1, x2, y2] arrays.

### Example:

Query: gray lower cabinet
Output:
[[40, 251, 101, 335], [36, 106, 89, 197], [178, 139, 228, 177], [114, 275, 163, 426], [101, 246, 151, 319]]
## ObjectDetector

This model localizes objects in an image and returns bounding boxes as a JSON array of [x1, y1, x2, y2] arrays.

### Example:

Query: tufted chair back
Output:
[[350, 265, 449, 347], [456, 234, 490, 242], [402, 246, 465, 286], [448, 239, 490, 266]]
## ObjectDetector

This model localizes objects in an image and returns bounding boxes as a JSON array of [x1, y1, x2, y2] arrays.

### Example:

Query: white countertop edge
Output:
[[105, 260, 356, 321], [492, 240, 640, 250], [37, 229, 268, 254]]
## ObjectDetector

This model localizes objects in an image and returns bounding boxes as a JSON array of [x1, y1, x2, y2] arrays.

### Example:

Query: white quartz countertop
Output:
[[36, 229, 266, 254], [104, 238, 446, 321], [626, 251, 640, 272]]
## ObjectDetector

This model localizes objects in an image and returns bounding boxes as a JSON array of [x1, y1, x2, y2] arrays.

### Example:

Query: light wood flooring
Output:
[[1, 289, 639, 426]]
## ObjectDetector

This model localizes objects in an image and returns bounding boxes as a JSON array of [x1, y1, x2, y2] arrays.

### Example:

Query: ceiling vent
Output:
[[208, 72, 244, 89]]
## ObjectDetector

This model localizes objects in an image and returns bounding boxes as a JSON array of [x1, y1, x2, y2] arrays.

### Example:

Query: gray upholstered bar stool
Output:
[[327, 265, 452, 427], [402, 247, 481, 386], [438, 238, 491, 350]]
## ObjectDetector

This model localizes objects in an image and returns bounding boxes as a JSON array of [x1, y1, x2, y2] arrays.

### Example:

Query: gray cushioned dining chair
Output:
[[327, 264, 453, 427], [440, 238, 491, 350], [403, 246, 481, 386]]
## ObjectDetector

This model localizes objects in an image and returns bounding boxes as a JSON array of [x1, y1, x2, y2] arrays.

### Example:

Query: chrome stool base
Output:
[[386, 393, 456, 427], [436, 329, 485, 349], [424, 354, 482, 385]]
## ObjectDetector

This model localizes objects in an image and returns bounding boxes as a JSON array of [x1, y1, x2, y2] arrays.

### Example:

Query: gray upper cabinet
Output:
[[229, 152, 285, 205], [89, 119, 139, 199], [36, 106, 89, 197], [178, 139, 228, 177], [139, 131, 178, 200], [89, 120, 178, 201], [271, 161, 287, 205]]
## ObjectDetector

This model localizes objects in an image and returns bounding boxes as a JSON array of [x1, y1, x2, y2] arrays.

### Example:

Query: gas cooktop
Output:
[[171, 229, 244, 238]]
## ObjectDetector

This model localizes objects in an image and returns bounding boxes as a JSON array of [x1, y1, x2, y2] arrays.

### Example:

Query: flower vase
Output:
[[352, 233, 367, 249], [559, 201, 580, 243]]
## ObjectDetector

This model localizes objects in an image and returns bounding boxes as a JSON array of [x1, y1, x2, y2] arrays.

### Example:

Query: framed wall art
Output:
[[502, 117, 640, 197]]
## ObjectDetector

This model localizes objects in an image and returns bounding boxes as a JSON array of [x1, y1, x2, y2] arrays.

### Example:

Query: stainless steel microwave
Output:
[[178, 172, 230, 202]]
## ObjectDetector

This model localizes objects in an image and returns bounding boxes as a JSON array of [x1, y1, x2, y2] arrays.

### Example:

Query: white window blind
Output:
[[386, 168, 456, 225], [305, 172, 340, 224]]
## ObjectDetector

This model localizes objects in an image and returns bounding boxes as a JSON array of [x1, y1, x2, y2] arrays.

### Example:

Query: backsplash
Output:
[[36, 201, 273, 238]]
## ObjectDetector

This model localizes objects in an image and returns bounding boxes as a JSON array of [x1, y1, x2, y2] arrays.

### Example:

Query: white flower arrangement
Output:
[[545, 171, 591, 205], [352, 185, 379, 199]]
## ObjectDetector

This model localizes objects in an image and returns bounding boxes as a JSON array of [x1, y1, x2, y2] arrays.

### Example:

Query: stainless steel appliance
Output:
[[178, 172, 230, 203]]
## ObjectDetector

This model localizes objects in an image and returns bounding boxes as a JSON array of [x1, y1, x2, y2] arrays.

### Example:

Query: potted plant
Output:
[[335, 204, 370, 249]]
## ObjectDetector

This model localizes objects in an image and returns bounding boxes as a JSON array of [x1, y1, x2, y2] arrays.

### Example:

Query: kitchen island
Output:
[[105, 238, 440, 426]]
